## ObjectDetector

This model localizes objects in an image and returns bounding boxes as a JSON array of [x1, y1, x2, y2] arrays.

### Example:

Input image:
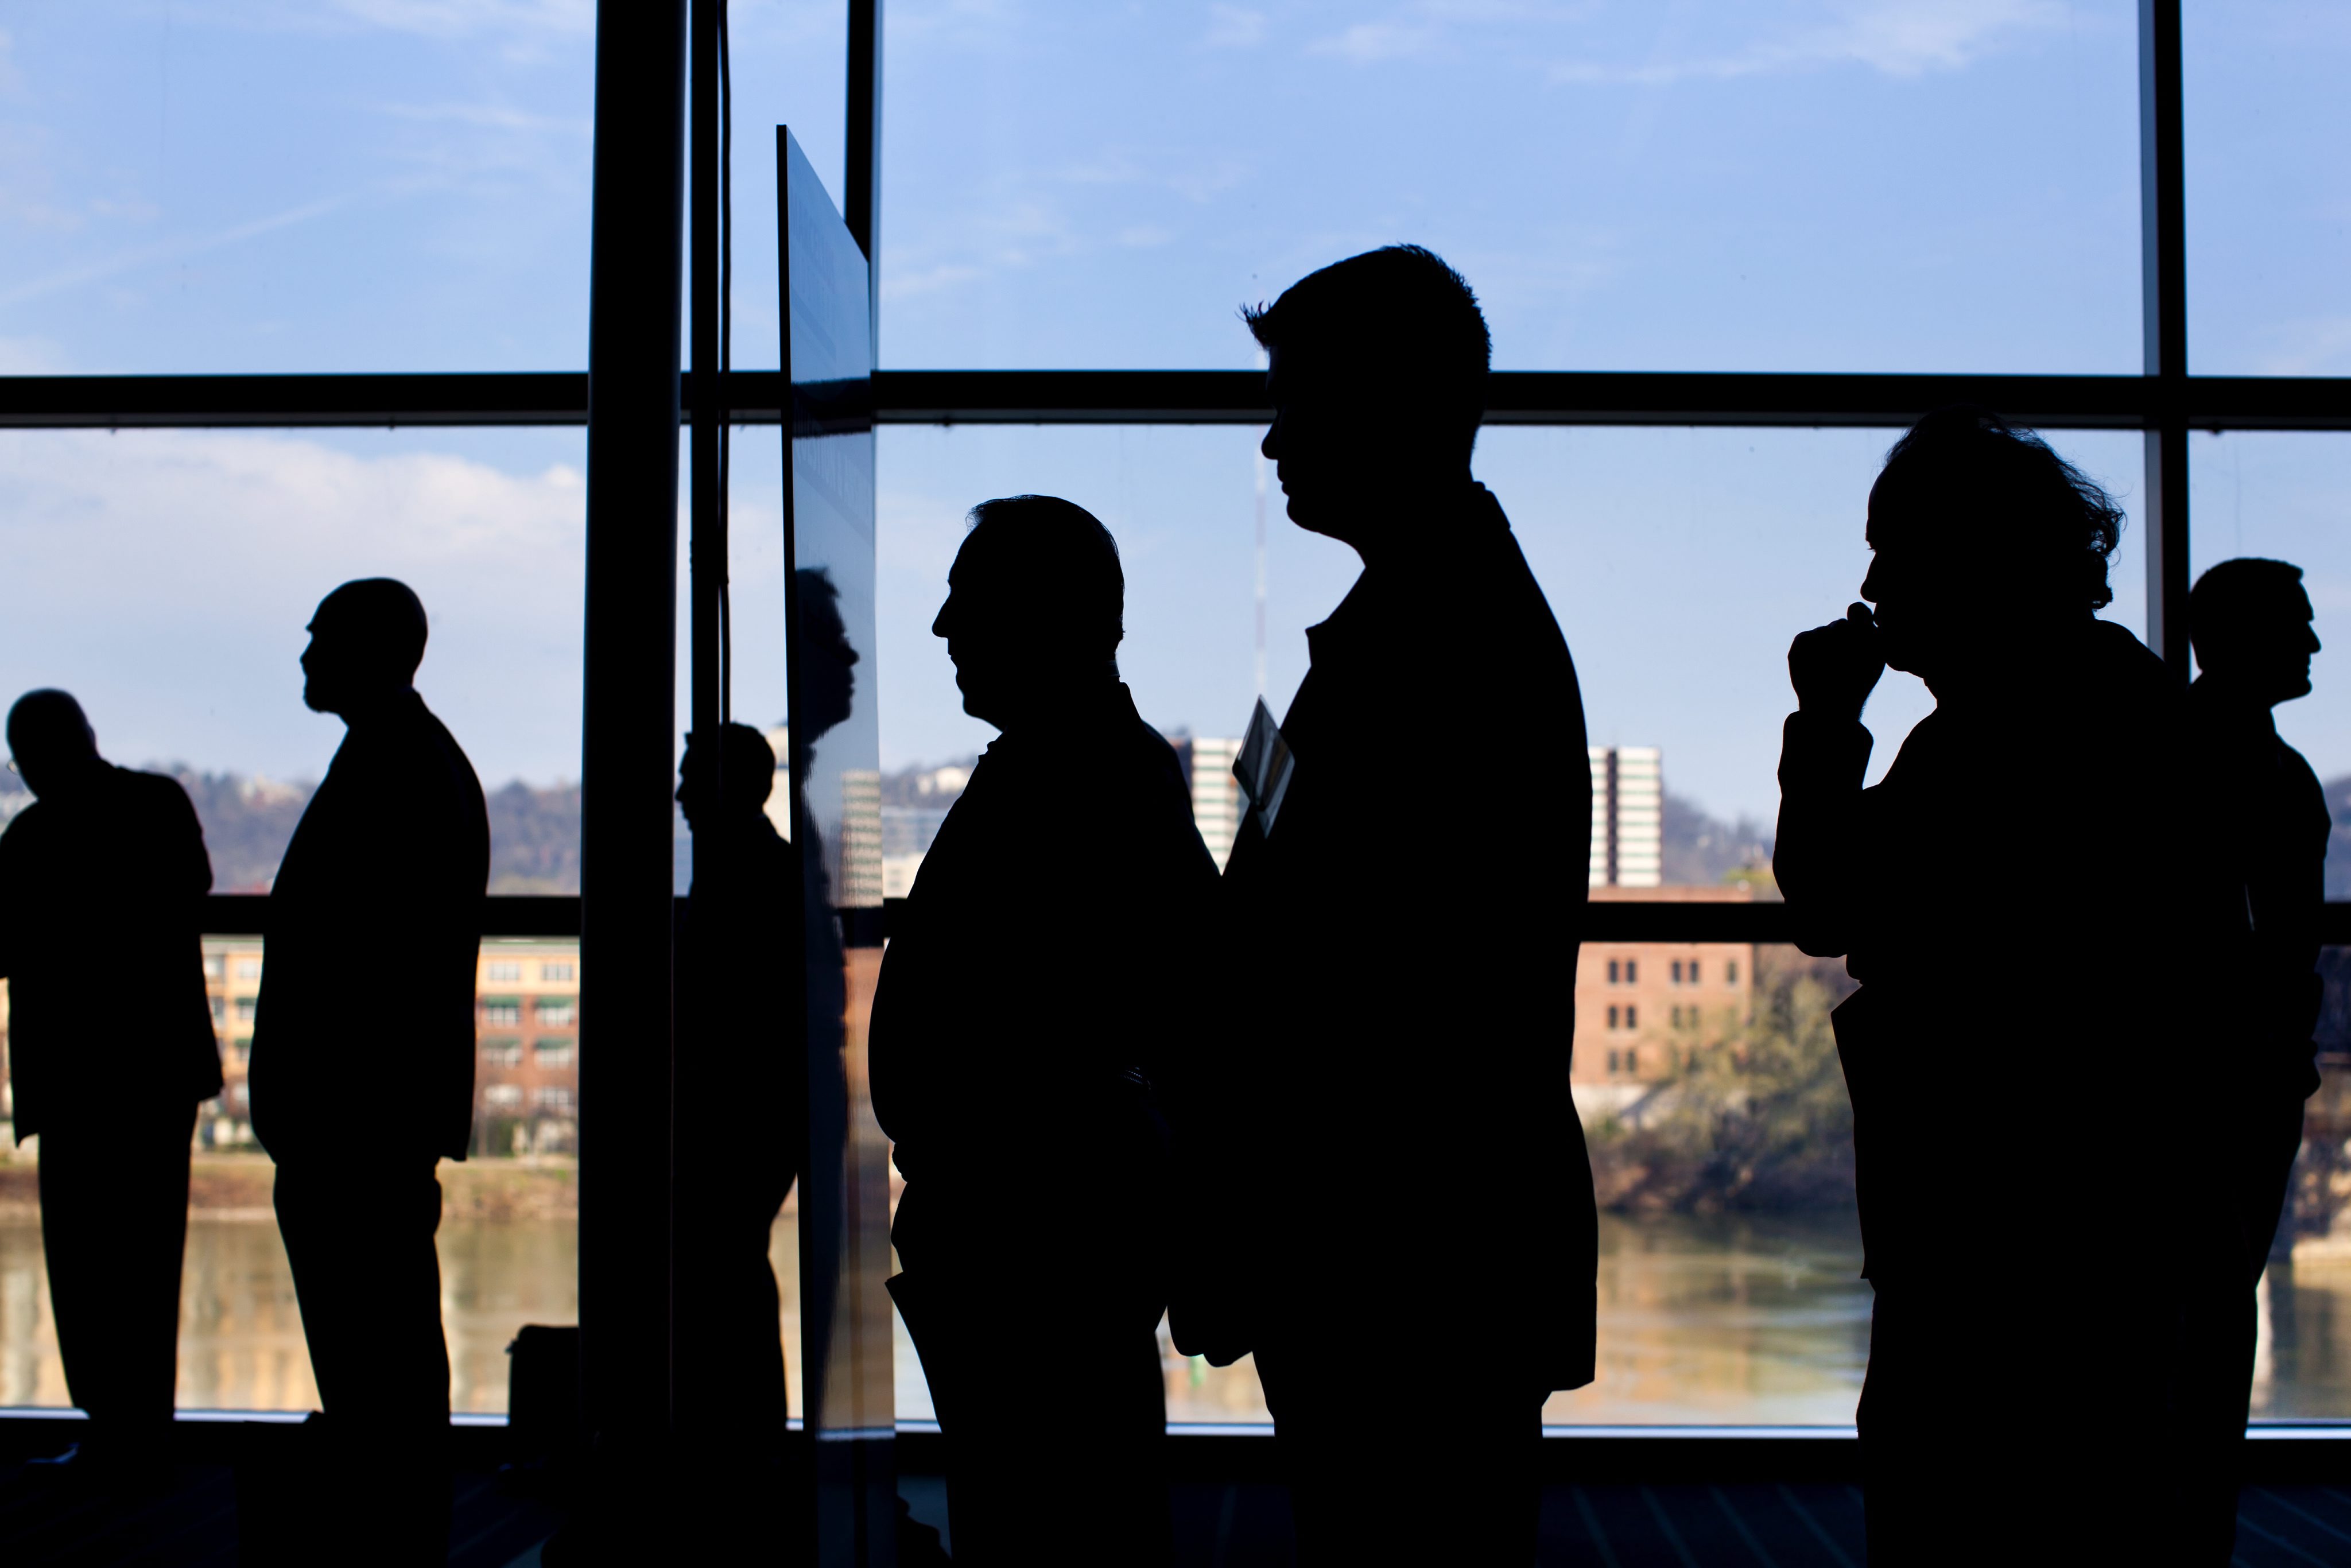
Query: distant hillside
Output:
[[1663, 791, 1774, 891], [0, 767, 587, 895], [2326, 775, 2351, 902]]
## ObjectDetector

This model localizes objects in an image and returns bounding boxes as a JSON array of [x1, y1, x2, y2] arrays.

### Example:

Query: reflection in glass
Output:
[[779, 126, 894, 1551]]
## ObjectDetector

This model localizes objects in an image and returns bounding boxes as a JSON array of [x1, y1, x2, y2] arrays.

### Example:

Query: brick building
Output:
[[193, 936, 580, 1157], [1571, 885, 1758, 1123]]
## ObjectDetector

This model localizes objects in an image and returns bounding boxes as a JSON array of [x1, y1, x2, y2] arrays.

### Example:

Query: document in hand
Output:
[[1234, 698, 1295, 837]]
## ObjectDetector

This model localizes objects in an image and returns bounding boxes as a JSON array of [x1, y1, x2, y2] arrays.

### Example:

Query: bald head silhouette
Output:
[[302, 578, 429, 720], [932, 495, 1123, 731], [5, 689, 101, 799]]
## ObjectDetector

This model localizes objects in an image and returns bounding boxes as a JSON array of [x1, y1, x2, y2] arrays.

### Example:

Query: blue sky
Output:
[[0, 2, 2343, 824]]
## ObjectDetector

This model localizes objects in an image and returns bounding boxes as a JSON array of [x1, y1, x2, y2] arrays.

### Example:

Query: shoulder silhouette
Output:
[[0, 689, 216, 1466], [870, 494, 1212, 1567]]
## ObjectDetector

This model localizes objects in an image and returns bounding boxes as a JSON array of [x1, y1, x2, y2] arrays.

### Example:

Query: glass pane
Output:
[[2284, 948, 2351, 1419], [0, 934, 580, 1413], [2185, 2, 2351, 375], [873, 421, 2148, 1424], [2187, 432, 2351, 790], [879, 2, 2140, 371], [879, 423, 2147, 829], [0, 427, 587, 888], [725, 0, 852, 372], [0, 5, 594, 372]]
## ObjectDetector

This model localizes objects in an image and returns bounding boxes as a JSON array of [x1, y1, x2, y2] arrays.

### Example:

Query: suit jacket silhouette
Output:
[[674, 810, 805, 1211], [1775, 620, 2213, 1290], [2190, 680, 2327, 1105], [250, 691, 488, 1166], [1188, 484, 1597, 1391], [870, 682, 1217, 1281], [0, 765, 220, 1138]]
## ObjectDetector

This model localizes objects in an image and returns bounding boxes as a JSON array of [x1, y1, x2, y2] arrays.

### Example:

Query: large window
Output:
[[1, 0, 2345, 1438]]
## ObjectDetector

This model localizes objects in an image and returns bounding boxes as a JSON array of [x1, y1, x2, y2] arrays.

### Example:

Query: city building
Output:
[[1569, 885, 1758, 1125], [196, 937, 581, 1158], [1186, 736, 1244, 872], [1590, 746, 1663, 888]]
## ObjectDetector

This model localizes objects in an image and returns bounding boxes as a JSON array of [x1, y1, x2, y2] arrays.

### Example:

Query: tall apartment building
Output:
[[1186, 736, 1245, 872], [1589, 746, 1662, 888]]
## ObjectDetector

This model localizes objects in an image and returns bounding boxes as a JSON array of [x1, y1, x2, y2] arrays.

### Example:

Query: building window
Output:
[[1625, 961, 1638, 984], [533, 1086, 573, 1111], [534, 1041, 575, 1067], [1607, 1005, 1619, 1030], [1670, 1006, 1682, 1028], [482, 998, 522, 1026], [1727, 960, 1740, 985], [1606, 1049, 1619, 1073], [536, 998, 576, 1027], [1625, 1047, 1638, 1074], [541, 961, 574, 983], [484, 1084, 523, 1108], [1670, 960, 1683, 984], [235, 957, 262, 980], [482, 1038, 523, 1067], [209, 996, 226, 1023], [486, 961, 522, 983], [235, 997, 258, 1023], [234, 1038, 252, 1064], [203, 953, 226, 981], [231, 1084, 250, 1105], [1606, 959, 1619, 984], [1625, 1005, 1638, 1029]]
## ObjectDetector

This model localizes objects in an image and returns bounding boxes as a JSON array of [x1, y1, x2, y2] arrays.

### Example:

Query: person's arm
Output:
[[1775, 607, 1883, 959]]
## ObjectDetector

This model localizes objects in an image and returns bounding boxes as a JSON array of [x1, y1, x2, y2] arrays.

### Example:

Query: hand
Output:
[[1788, 603, 1885, 722]]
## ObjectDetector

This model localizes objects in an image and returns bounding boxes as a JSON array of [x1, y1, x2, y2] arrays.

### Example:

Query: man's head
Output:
[[5, 689, 100, 798], [1246, 244, 1489, 541], [1860, 406, 2122, 682], [676, 722, 779, 831], [930, 495, 1123, 730], [2192, 557, 2319, 705], [302, 578, 429, 717], [793, 568, 860, 746]]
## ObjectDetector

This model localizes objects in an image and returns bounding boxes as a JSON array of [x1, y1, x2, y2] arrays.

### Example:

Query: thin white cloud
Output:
[[0, 195, 351, 309], [1310, 20, 1440, 64], [0, 430, 586, 783], [1206, 5, 1268, 49], [326, 0, 593, 40], [1549, 0, 2068, 84], [2258, 315, 2351, 377]]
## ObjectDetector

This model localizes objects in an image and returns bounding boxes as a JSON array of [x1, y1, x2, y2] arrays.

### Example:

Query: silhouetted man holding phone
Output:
[[2184, 557, 2329, 1551], [1174, 247, 1596, 1565], [871, 496, 1216, 1567], [249, 579, 487, 1559], [0, 690, 218, 1465]]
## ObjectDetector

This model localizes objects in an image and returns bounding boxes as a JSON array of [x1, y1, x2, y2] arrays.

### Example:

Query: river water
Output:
[[3, 1208, 2346, 1424]]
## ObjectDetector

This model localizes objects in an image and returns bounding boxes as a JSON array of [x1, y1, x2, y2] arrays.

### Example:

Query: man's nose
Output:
[[1260, 420, 1281, 462]]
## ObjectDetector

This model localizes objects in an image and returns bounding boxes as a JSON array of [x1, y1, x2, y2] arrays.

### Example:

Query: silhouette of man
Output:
[[1774, 409, 2217, 1566], [0, 691, 219, 1462], [1173, 247, 1595, 1565], [670, 722, 803, 1495], [2182, 557, 2328, 1551], [870, 496, 1216, 1567], [249, 579, 487, 1557]]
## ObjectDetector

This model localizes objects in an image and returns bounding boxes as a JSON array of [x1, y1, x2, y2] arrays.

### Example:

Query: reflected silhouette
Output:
[[2184, 557, 2329, 1544], [670, 721, 803, 1503], [1774, 408, 2215, 1565], [247, 578, 488, 1562], [1174, 246, 1595, 1566], [871, 496, 1215, 1566], [0, 689, 218, 1466]]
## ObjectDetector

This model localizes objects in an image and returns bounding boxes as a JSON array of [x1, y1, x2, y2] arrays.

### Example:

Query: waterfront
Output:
[[4, 1203, 2349, 1423]]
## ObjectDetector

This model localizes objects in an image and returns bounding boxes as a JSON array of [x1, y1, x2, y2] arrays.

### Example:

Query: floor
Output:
[[3, 1456, 2348, 1564]]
